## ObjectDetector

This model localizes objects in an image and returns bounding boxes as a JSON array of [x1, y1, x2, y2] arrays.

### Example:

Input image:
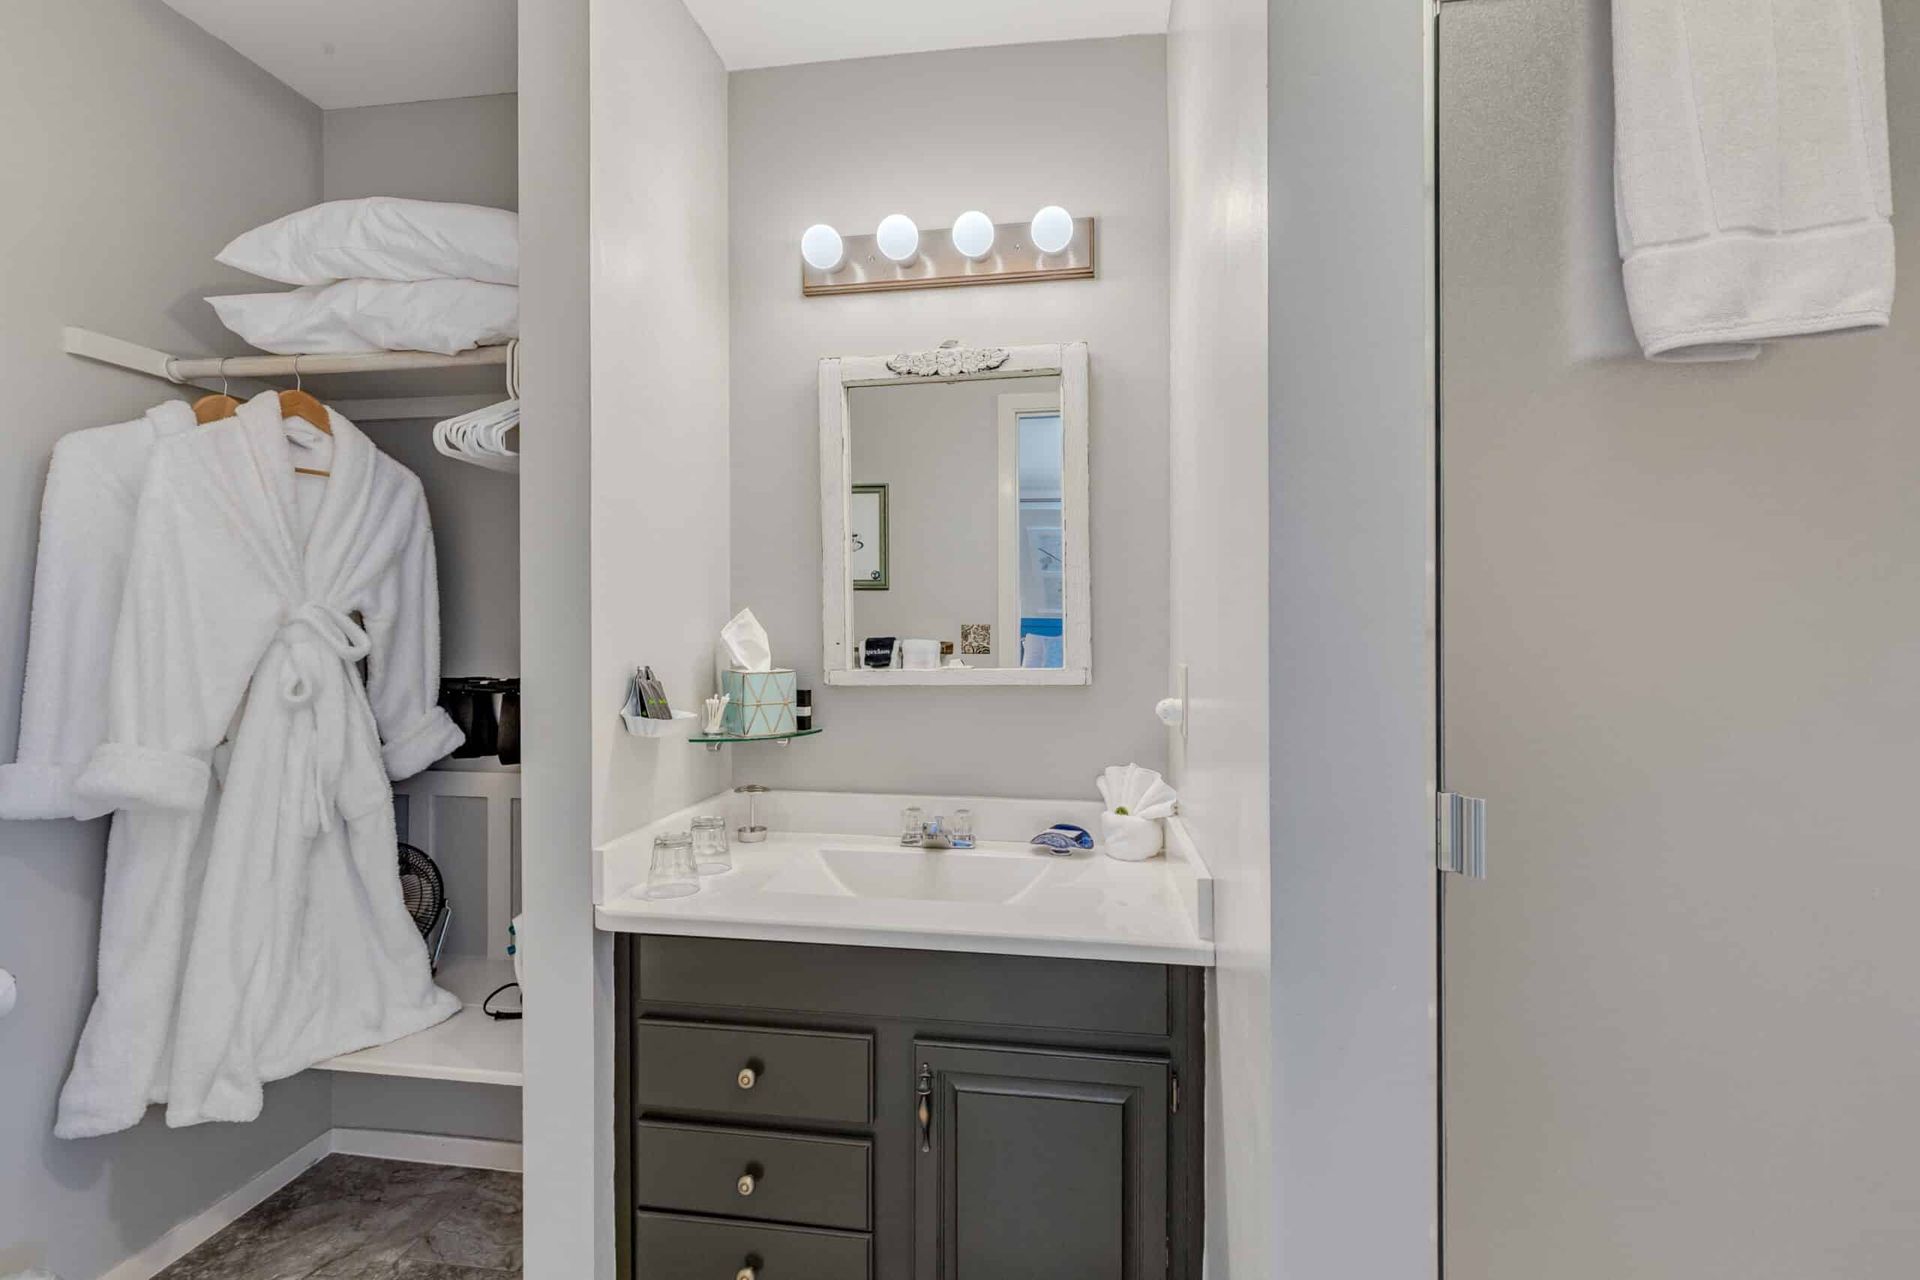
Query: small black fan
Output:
[[397, 842, 451, 972]]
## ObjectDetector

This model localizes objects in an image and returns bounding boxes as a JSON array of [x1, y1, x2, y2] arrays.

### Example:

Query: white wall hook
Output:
[[1158, 665, 1191, 744]]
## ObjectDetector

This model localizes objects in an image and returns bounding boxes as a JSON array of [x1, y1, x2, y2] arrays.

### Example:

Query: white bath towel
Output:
[[57, 394, 462, 1136], [0, 401, 195, 821], [1613, 0, 1894, 360]]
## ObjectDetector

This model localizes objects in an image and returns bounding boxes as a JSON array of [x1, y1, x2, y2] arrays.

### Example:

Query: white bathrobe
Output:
[[59, 393, 462, 1135], [0, 401, 195, 820]]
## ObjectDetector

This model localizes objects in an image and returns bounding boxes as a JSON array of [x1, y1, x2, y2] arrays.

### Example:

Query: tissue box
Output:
[[721, 669, 797, 737]]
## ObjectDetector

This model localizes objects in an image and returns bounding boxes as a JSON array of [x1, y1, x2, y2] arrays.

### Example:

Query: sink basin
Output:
[[765, 847, 1049, 904]]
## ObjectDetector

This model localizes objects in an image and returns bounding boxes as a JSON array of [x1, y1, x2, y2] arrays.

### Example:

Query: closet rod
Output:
[[63, 327, 511, 382]]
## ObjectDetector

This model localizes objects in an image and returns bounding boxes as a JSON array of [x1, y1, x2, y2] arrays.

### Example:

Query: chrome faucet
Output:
[[904, 812, 974, 851]]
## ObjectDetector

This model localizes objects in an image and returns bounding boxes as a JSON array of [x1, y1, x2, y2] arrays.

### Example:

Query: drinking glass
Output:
[[643, 832, 700, 900], [691, 815, 732, 875]]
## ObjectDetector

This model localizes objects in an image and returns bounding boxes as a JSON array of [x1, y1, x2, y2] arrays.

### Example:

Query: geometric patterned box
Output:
[[720, 668, 798, 737]]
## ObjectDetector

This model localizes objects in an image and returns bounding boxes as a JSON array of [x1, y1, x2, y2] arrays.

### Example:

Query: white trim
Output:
[[98, 1127, 524, 1280], [330, 1127, 524, 1173], [825, 665, 1090, 687], [821, 342, 1093, 688], [97, 1132, 333, 1280]]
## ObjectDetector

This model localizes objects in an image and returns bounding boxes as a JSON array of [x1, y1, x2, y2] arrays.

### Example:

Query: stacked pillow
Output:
[[209, 197, 519, 356]]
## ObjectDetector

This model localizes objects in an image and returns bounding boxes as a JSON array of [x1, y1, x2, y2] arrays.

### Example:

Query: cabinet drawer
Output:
[[635, 1019, 872, 1125], [635, 1121, 870, 1231], [635, 1211, 870, 1280], [640, 935, 1171, 1037]]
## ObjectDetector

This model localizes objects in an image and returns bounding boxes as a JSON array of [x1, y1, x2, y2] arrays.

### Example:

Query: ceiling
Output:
[[161, 0, 516, 111], [162, 0, 1169, 110], [682, 0, 1172, 70]]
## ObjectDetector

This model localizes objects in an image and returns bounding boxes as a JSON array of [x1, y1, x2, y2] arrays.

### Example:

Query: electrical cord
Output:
[[483, 981, 522, 1021]]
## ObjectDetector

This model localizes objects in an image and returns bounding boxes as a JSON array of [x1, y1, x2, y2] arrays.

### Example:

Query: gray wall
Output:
[[1164, 1, 1272, 1276], [1268, 2, 1439, 1279], [0, 2, 333, 1276], [323, 94, 521, 209], [321, 93, 522, 680], [729, 36, 1171, 799], [1441, 3, 1920, 1276], [316, 90, 525, 1146]]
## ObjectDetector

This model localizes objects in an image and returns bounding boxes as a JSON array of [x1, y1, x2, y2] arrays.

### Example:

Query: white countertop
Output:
[[594, 798, 1215, 967]]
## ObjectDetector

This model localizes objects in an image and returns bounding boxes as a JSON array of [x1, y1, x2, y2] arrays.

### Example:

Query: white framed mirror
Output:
[[819, 341, 1091, 686]]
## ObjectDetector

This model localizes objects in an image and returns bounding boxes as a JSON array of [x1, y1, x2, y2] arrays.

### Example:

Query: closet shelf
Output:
[[316, 956, 522, 1088], [61, 327, 515, 423]]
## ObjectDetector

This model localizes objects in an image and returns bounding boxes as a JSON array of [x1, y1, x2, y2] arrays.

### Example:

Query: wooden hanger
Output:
[[284, 356, 332, 478], [192, 358, 240, 424]]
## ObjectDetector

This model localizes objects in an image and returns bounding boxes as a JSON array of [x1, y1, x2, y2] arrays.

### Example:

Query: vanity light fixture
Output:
[[799, 212, 1095, 296], [875, 214, 921, 265], [951, 210, 996, 261], [801, 223, 846, 273], [1030, 205, 1075, 256]]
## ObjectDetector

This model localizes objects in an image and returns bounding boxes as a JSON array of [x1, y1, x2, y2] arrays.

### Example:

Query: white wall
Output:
[[728, 36, 1171, 799], [518, 0, 604, 1275], [1268, 1, 1439, 1279], [1164, 1, 1271, 1275], [0, 2, 334, 1276], [589, 0, 732, 844]]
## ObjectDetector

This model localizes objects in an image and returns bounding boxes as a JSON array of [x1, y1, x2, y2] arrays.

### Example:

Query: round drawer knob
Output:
[[736, 1268, 757, 1280], [736, 1172, 756, 1197], [736, 1066, 757, 1090]]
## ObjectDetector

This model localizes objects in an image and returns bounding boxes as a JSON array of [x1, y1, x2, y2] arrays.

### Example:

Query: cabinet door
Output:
[[914, 1041, 1168, 1280]]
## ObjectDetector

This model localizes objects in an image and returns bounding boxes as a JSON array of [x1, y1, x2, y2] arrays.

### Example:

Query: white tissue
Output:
[[721, 608, 773, 672]]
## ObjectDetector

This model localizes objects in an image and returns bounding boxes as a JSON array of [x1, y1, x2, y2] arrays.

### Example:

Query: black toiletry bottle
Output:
[[796, 687, 813, 730]]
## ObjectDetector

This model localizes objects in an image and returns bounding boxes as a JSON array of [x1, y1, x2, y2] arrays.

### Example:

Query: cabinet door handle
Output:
[[736, 1268, 757, 1280], [736, 1172, 756, 1197], [916, 1062, 934, 1153], [736, 1065, 757, 1090]]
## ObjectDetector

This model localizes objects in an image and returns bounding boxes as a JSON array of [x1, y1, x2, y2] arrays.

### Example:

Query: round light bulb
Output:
[[801, 224, 845, 272], [1031, 205, 1075, 256], [951, 210, 996, 261], [876, 214, 920, 265]]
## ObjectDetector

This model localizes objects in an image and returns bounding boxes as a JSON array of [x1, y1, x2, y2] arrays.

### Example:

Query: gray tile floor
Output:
[[155, 1155, 521, 1280]]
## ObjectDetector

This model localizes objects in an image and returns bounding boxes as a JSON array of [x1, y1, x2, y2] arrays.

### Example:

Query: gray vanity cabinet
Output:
[[619, 935, 1205, 1280], [914, 1042, 1169, 1280]]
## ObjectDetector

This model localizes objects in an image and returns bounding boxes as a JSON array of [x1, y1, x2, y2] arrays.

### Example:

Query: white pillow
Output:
[[208, 279, 519, 356], [217, 197, 518, 286]]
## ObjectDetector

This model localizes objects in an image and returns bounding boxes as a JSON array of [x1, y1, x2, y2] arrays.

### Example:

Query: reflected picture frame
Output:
[[850, 483, 889, 590]]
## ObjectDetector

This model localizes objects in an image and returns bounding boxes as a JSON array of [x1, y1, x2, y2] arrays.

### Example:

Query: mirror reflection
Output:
[[848, 375, 1065, 671]]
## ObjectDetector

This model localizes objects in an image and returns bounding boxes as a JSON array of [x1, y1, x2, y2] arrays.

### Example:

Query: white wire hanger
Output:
[[433, 340, 520, 474]]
